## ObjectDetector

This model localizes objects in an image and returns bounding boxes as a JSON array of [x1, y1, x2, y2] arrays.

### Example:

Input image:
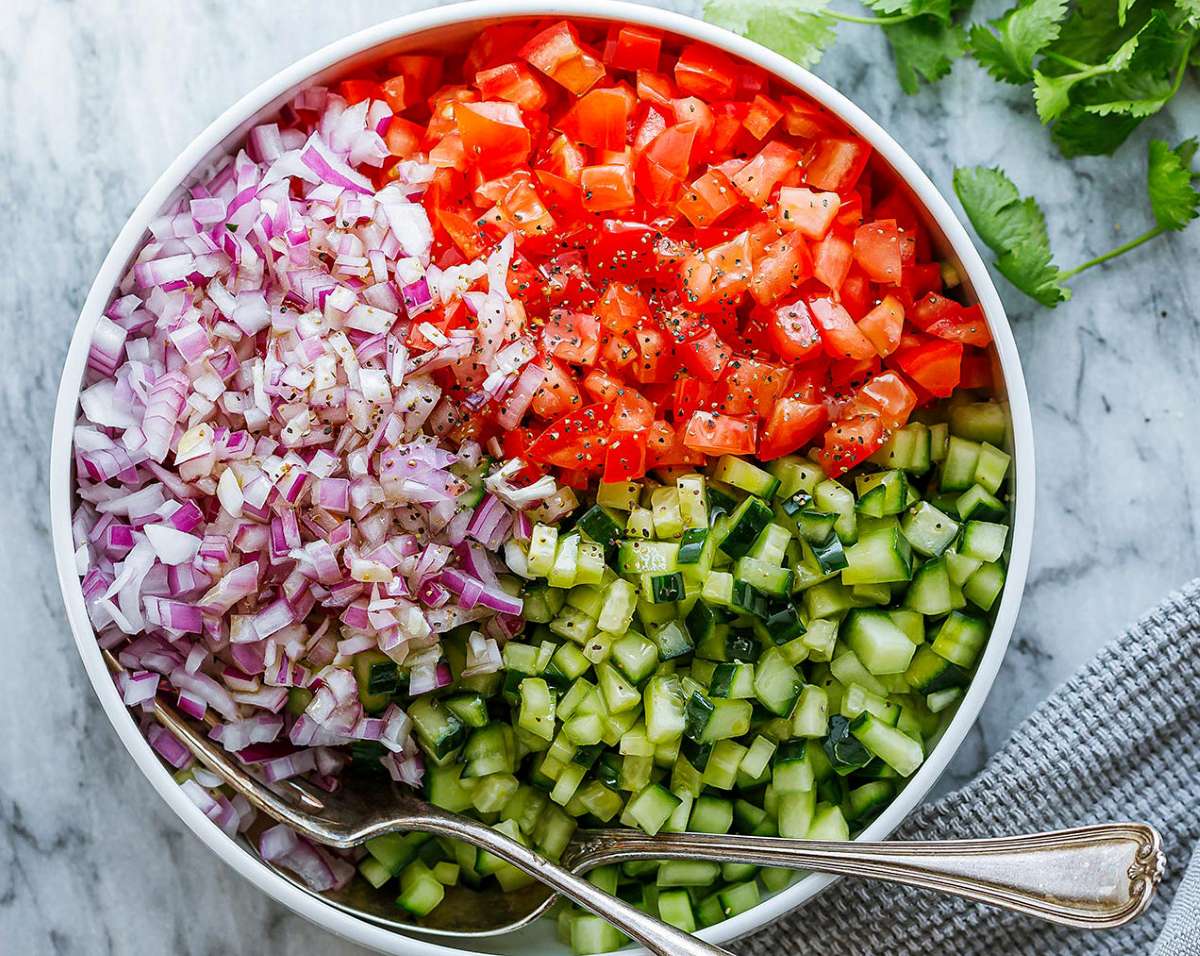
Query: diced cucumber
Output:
[[950, 401, 1007, 445], [900, 502, 959, 557], [626, 783, 681, 835], [814, 479, 857, 543], [850, 712, 924, 776], [719, 496, 774, 558], [597, 480, 641, 512], [841, 524, 912, 585], [960, 520, 1008, 562], [713, 455, 780, 498], [577, 504, 625, 546], [904, 643, 969, 694], [974, 442, 1011, 495], [956, 484, 1008, 521], [735, 556, 793, 597], [931, 610, 989, 668], [940, 436, 981, 492], [964, 561, 1006, 611], [617, 539, 679, 574], [841, 609, 918, 675], [651, 486, 685, 540], [527, 523, 558, 577]]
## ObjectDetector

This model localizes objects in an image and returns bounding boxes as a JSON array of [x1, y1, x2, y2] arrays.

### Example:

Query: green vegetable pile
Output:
[[704, 0, 1200, 305]]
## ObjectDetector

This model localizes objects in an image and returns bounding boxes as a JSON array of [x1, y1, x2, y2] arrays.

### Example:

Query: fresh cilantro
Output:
[[953, 167, 1070, 306], [1147, 137, 1200, 230], [970, 0, 1068, 83], [884, 17, 969, 92], [956, 140, 1199, 306], [1032, 23, 1148, 122], [704, 0, 838, 67], [1049, 105, 1143, 156]]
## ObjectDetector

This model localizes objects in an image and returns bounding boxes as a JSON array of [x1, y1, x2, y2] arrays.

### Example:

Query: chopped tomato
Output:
[[582, 368, 625, 403], [384, 54, 443, 107], [960, 349, 994, 389], [543, 310, 601, 365], [749, 232, 813, 306], [526, 402, 613, 470], [683, 411, 757, 456], [809, 296, 876, 360], [560, 86, 635, 150], [758, 398, 828, 461], [858, 295, 906, 357], [455, 102, 531, 177], [595, 282, 650, 334], [851, 371, 917, 429], [580, 163, 636, 212], [673, 44, 737, 100], [891, 337, 962, 397], [816, 414, 885, 477], [853, 219, 902, 284], [339, 79, 383, 105], [610, 388, 655, 431], [911, 295, 993, 347], [743, 94, 784, 140], [520, 21, 606, 95], [732, 141, 799, 205], [767, 299, 823, 362], [588, 221, 662, 280], [676, 169, 741, 227], [677, 326, 732, 382], [806, 137, 871, 193], [384, 117, 424, 158], [605, 26, 662, 72], [530, 356, 582, 418], [721, 357, 790, 417], [604, 429, 648, 481], [637, 123, 697, 205], [475, 62, 549, 111], [812, 230, 853, 292], [647, 419, 706, 467], [632, 325, 674, 384], [778, 187, 841, 239]]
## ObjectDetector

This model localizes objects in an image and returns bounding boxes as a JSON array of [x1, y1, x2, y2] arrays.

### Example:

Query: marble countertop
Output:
[[3, 0, 1199, 952]]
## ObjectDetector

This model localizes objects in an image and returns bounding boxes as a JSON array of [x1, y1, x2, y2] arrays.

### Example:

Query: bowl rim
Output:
[[49, 2, 1035, 953]]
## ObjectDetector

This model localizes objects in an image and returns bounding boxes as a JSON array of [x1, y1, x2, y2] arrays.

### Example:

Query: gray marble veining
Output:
[[2, 1, 1198, 953]]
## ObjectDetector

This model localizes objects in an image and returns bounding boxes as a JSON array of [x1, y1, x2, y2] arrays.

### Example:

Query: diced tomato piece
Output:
[[494, 180, 555, 237], [912, 295, 993, 347], [671, 374, 713, 423], [683, 411, 757, 456], [781, 96, 836, 139], [674, 43, 737, 99], [758, 397, 828, 461], [588, 221, 661, 280], [682, 231, 754, 307], [637, 122, 697, 205], [530, 355, 582, 417], [455, 101, 531, 177], [812, 230, 854, 292], [604, 429, 648, 481], [499, 426, 544, 481], [891, 338, 963, 397], [809, 296, 876, 360], [777, 187, 841, 239], [601, 331, 637, 368], [647, 419, 705, 467], [636, 69, 676, 107], [750, 232, 813, 307], [806, 137, 871, 192], [582, 368, 625, 403], [631, 325, 674, 383], [384, 54, 443, 106], [677, 326, 732, 382], [339, 80, 383, 105], [384, 117, 425, 158], [731, 141, 800, 205], [672, 97, 715, 157], [520, 21, 606, 95], [560, 86, 635, 150], [605, 26, 662, 72], [526, 402, 613, 471], [815, 414, 885, 477], [743, 94, 784, 140], [721, 357, 791, 417], [857, 295, 906, 357], [466, 25, 535, 75], [853, 219, 902, 284], [610, 387, 655, 431], [852, 371, 917, 429], [959, 349, 994, 389], [542, 310, 601, 365], [580, 163, 636, 213], [595, 282, 650, 334], [676, 169, 741, 227], [429, 132, 467, 171], [475, 62, 549, 111], [767, 299, 823, 362]]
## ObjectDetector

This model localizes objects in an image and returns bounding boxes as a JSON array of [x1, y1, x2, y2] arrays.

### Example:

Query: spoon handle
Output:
[[424, 814, 733, 956], [571, 823, 1164, 929]]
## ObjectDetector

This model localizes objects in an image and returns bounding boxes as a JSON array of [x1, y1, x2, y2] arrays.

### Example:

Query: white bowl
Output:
[[49, 2, 1035, 953]]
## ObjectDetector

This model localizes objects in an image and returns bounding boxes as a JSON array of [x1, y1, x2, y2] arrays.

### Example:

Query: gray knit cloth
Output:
[[744, 578, 1200, 956]]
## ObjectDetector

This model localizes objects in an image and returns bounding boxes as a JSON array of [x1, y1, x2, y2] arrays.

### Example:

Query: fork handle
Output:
[[424, 813, 733, 956], [570, 823, 1164, 929]]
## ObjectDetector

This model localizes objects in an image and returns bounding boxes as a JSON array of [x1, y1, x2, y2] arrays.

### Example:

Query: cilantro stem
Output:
[[1058, 226, 1165, 280], [1041, 51, 1091, 71], [826, 9, 917, 26]]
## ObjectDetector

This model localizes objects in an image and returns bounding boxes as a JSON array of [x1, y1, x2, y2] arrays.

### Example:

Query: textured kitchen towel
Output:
[[744, 578, 1200, 956]]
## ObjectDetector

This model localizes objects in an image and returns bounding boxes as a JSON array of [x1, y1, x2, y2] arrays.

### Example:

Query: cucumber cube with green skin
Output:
[[645, 675, 687, 743], [708, 662, 757, 699], [576, 504, 625, 546], [806, 802, 851, 841], [904, 643, 970, 693], [777, 787, 816, 839], [676, 526, 709, 564], [752, 646, 802, 716], [767, 455, 826, 499], [903, 557, 954, 615], [956, 484, 1008, 521], [718, 496, 775, 558], [814, 478, 857, 542], [900, 501, 960, 557], [823, 714, 873, 775], [846, 780, 895, 824], [626, 783, 681, 835], [855, 470, 909, 517], [974, 442, 1011, 494], [850, 712, 924, 777], [547, 534, 579, 589], [960, 520, 1009, 562], [596, 577, 638, 633], [950, 401, 1008, 445], [964, 561, 1006, 611], [842, 524, 912, 585], [792, 684, 829, 737], [940, 436, 982, 491], [651, 486, 685, 540], [713, 455, 780, 498], [931, 610, 989, 668], [626, 506, 654, 539]]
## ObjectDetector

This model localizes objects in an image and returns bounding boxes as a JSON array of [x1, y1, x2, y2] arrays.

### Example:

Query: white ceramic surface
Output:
[[48, 2, 1034, 954]]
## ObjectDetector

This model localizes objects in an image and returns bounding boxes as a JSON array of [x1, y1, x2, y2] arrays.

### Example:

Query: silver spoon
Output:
[[107, 651, 1163, 946]]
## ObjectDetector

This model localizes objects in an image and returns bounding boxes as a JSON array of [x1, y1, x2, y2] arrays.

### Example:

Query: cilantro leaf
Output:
[[1049, 105, 1142, 156], [1049, 0, 1146, 65], [704, 0, 837, 68], [1147, 138, 1200, 231], [953, 166, 1070, 306], [1176, 0, 1200, 26], [1118, 0, 1136, 25], [883, 16, 969, 93], [969, 0, 1068, 84], [864, 0, 953, 21], [1031, 23, 1148, 123], [1081, 70, 1174, 117]]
